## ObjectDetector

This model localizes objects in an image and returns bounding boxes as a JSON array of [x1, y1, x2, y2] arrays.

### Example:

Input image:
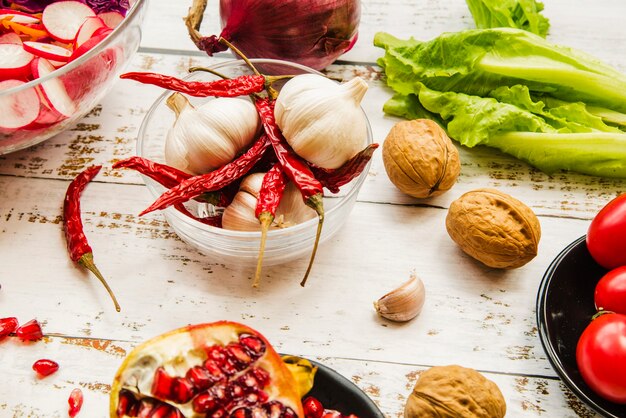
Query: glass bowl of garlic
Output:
[[136, 58, 373, 268]]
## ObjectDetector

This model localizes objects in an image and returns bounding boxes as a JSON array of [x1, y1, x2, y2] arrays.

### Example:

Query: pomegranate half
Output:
[[110, 321, 304, 417]]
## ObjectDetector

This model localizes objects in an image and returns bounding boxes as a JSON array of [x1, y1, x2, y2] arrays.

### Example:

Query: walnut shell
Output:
[[446, 188, 541, 269], [382, 119, 460, 198], [404, 365, 506, 418]]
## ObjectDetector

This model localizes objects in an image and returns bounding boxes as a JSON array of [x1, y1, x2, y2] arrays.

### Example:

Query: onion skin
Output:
[[201, 0, 361, 70]]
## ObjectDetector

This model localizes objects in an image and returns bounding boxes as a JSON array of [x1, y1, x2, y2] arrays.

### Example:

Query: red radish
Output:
[[97, 11, 124, 28], [42, 1, 95, 43], [0, 43, 33, 80], [32, 58, 76, 117], [74, 16, 106, 48], [0, 9, 40, 24], [23, 41, 71, 62], [70, 31, 109, 60], [0, 32, 23, 45]]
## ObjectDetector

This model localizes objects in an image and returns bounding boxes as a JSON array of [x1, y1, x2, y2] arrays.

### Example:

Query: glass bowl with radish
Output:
[[129, 57, 376, 286], [0, 0, 147, 154]]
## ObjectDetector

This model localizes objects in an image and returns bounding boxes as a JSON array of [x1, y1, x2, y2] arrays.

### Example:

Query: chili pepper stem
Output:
[[188, 66, 229, 80], [78, 253, 121, 312], [253, 213, 274, 288], [300, 193, 325, 287], [218, 37, 261, 76]]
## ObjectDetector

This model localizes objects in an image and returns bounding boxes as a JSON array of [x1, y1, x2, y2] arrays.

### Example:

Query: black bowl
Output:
[[536, 235, 626, 417], [306, 360, 384, 418]]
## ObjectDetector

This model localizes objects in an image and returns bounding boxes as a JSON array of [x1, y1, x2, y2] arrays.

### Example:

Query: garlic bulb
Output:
[[374, 274, 425, 322], [222, 173, 316, 231], [164, 93, 261, 175], [274, 74, 369, 169]]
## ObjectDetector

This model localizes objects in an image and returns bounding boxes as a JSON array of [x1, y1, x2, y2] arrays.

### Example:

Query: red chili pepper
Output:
[[139, 135, 271, 216], [113, 156, 190, 188], [63, 166, 120, 312], [310, 143, 379, 193], [254, 97, 324, 287], [253, 163, 288, 287], [120, 72, 266, 98]]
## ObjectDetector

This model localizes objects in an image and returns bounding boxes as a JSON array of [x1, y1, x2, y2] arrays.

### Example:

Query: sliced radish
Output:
[[0, 9, 41, 24], [0, 79, 41, 129], [23, 41, 72, 62], [42, 1, 95, 43], [0, 43, 34, 80], [97, 11, 124, 29], [70, 31, 109, 60], [32, 58, 76, 117], [0, 32, 23, 45], [74, 16, 106, 48]]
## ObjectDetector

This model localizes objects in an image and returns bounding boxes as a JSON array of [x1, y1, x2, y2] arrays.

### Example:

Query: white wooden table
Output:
[[1, 1, 625, 416]]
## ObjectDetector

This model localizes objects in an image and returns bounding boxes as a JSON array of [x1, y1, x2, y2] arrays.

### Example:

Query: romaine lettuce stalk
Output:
[[374, 28, 626, 113], [465, 0, 550, 37]]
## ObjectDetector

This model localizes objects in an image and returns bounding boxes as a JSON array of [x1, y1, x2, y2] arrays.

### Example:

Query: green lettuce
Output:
[[374, 28, 626, 178], [374, 29, 626, 113], [385, 85, 626, 178], [465, 0, 550, 37]]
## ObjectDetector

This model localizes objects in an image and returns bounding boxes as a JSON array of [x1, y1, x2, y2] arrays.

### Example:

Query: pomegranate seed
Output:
[[321, 412, 342, 418], [282, 407, 298, 418], [192, 391, 219, 413], [228, 381, 246, 400], [16, 319, 43, 341], [239, 334, 266, 358], [238, 389, 269, 407], [0, 317, 18, 338], [151, 367, 174, 400], [32, 359, 59, 377], [117, 389, 138, 417], [205, 345, 238, 376], [230, 406, 253, 418], [170, 376, 195, 404], [210, 408, 228, 418], [226, 342, 253, 369], [244, 367, 270, 388], [263, 400, 288, 418], [186, 364, 224, 391], [303, 397, 324, 418], [68, 388, 83, 417]]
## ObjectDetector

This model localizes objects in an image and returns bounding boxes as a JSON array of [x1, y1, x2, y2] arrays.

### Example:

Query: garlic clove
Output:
[[374, 273, 425, 322], [221, 191, 260, 231]]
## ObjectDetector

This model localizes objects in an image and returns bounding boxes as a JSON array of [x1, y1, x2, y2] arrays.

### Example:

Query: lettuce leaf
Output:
[[374, 29, 626, 113], [392, 84, 626, 178], [465, 0, 550, 37]]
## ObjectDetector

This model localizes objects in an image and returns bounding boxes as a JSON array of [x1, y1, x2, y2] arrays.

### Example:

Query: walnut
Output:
[[405, 365, 506, 418], [382, 119, 460, 198], [446, 188, 541, 269]]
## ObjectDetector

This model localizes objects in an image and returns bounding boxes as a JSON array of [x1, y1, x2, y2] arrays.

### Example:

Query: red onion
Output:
[[186, 0, 361, 70]]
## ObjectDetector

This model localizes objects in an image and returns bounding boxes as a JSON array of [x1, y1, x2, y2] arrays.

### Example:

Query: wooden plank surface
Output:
[[2, 0, 626, 417]]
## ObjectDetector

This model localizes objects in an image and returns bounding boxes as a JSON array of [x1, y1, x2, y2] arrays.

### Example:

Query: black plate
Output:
[[305, 360, 384, 418], [536, 235, 626, 417]]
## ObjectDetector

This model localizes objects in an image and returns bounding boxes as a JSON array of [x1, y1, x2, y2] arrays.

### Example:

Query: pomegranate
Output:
[[109, 321, 304, 417], [68, 388, 84, 417]]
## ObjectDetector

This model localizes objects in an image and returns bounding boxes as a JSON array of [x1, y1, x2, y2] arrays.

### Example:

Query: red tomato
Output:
[[576, 313, 626, 403], [587, 194, 626, 270], [595, 266, 626, 314]]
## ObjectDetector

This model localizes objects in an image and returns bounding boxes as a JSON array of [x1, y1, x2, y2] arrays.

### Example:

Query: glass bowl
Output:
[[137, 59, 373, 266], [0, 0, 148, 154]]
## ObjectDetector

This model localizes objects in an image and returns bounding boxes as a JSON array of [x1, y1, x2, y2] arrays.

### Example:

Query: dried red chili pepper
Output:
[[253, 163, 288, 287], [113, 156, 190, 189], [309, 143, 379, 193], [120, 72, 266, 98], [254, 97, 325, 287], [64, 166, 120, 312], [113, 157, 226, 227], [140, 135, 271, 216]]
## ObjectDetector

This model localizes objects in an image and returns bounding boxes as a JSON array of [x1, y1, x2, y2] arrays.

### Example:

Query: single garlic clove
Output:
[[374, 274, 425, 322]]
